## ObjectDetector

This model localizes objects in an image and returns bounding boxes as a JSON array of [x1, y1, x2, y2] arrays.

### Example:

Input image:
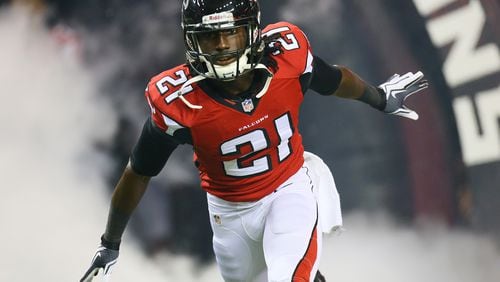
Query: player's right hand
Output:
[[80, 244, 119, 282]]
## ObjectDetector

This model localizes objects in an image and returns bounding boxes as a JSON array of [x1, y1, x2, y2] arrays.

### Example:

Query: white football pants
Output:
[[207, 166, 322, 282]]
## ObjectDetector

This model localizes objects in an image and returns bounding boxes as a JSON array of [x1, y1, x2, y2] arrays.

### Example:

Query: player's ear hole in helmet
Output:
[[182, 0, 265, 81]]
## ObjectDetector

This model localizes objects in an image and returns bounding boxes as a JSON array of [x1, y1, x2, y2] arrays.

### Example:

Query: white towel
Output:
[[303, 151, 343, 234]]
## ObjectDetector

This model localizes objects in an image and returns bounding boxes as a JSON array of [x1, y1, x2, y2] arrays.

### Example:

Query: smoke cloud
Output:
[[321, 212, 500, 282], [0, 5, 164, 281], [1, 3, 499, 282]]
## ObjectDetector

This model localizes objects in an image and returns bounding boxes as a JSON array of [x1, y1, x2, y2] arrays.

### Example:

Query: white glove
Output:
[[80, 245, 119, 282], [378, 71, 428, 120]]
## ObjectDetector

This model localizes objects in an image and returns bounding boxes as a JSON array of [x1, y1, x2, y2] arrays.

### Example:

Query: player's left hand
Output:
[[80, 244, 119, 282], [378, 71, 428, 120]]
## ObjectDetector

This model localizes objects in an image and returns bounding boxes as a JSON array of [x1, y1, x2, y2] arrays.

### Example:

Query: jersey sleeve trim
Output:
[[304, 50, 314, 74]]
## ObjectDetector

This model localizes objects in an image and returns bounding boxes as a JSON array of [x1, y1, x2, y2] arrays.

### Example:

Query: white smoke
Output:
[[0, 5, 211, 282], [321, 212, 500, 282], [1, 3, 499, 282]]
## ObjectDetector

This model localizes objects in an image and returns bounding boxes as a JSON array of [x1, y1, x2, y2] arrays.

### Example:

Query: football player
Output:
[[80, 0, 428, 281]]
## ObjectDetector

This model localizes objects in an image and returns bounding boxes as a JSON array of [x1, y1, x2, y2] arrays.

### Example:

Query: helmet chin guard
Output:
[[199, 47, 252, 80]]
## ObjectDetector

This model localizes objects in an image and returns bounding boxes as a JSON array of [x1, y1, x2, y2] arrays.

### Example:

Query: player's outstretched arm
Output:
[[80, 164, 151, 282], [309, 56, 428, 120], [80, 117, 178, 281]]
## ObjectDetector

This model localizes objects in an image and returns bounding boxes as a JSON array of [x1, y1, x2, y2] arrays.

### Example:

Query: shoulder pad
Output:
[[145, 64, 194, 133], [148, 64, 195, 105], [262, 22, 313, 77]]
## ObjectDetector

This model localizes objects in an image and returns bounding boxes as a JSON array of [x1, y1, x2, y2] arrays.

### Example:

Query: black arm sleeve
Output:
[[130, 117, 179, 176], [359, 86, 387, 111], [309, 55, 343, 95]]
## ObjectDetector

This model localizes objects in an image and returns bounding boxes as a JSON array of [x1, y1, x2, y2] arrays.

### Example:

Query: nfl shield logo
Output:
[[242, 98, 254, 112]]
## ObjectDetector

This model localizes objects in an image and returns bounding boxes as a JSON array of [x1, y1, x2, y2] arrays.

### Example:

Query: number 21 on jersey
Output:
[[220, 113, 293, 177]]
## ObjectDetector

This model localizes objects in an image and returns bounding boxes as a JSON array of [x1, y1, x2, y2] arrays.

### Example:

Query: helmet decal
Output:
[[202, 12, 235, 25]]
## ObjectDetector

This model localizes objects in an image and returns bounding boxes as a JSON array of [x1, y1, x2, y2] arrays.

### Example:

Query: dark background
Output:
[[10, 0, 499, 263]]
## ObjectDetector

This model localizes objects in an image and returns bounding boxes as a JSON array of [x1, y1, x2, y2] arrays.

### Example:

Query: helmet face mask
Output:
[[182, 0, 263, 81]]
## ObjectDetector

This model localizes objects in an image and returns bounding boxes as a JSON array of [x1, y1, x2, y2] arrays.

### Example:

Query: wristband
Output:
[[101, 234, 121, 251]]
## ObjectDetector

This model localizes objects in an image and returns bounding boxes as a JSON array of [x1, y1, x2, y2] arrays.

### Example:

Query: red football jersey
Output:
[[145, 22, 314, 201]]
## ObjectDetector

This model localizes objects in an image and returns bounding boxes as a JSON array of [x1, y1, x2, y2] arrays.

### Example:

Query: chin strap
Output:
[[177, 64, 274, 110], [254, 64, 274, 98], [177, 75, 206, 109]]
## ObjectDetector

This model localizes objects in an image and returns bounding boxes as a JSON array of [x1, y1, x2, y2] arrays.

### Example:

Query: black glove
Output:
[[378, 71, 429, 120], [80, 237, 120, 282]]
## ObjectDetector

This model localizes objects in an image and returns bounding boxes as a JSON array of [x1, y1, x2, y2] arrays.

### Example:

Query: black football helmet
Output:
[[181, 0, 264, 81]]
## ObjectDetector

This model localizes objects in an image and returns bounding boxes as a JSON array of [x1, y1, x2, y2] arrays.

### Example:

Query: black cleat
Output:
[[314, 270, 326, 282]]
